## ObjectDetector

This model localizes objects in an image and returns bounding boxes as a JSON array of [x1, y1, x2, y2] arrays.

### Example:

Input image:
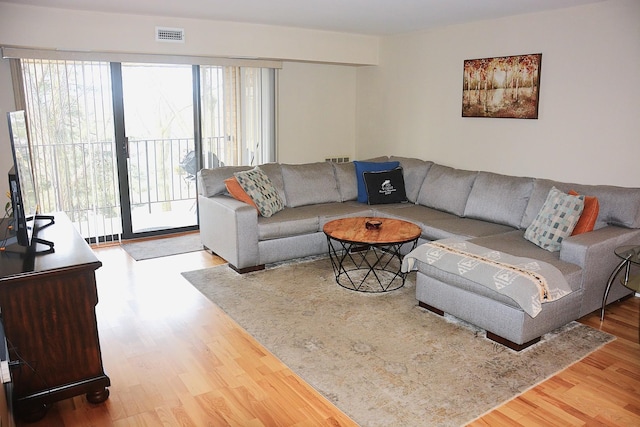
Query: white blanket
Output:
[[402, 238, 573, 317]]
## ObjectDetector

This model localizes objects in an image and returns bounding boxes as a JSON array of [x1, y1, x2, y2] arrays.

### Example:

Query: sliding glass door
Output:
[[115, 63, 197, 236], [16, 57, 276, 242]]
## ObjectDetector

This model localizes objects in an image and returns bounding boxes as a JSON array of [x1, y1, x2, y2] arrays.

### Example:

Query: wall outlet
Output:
[[325, 156, 350, 163]]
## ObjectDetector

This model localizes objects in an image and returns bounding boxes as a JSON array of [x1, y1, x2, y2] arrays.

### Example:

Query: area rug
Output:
[[122, 233, 203, 260], [181, 258, 614, 427]]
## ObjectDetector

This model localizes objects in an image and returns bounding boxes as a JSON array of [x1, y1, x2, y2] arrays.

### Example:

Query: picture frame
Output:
[[462, 53, 542, 119]]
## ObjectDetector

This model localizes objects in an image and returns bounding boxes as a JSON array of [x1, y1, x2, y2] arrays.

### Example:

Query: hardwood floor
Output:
[[15, 243, 640, 426], [470, 296, 640, 426]]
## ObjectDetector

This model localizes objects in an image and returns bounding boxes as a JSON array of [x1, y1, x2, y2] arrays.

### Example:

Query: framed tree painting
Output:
[[462, 53, 542, 119]]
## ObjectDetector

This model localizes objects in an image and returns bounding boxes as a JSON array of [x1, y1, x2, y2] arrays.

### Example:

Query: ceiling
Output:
[[3, 0, 605, 36]]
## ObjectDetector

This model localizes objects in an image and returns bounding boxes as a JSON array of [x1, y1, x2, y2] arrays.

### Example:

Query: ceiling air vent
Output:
[[156, 27, 185, 43]]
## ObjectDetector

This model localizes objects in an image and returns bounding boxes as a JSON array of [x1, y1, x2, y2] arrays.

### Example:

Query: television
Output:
[[5, 110, 53, 254]]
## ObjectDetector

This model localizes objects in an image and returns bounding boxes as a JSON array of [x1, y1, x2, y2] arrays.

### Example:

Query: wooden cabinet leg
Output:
[[19, 404, 49, 423], [86, 387, 110, 404]]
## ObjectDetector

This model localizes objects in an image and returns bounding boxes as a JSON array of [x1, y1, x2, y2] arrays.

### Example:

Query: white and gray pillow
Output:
[[524, 187, 584, 252], [234, 167, 284, 217]]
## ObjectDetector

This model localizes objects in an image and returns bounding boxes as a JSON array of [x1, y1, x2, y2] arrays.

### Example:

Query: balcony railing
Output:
[[32, 136, 228, 240], [127, 137, 197, 207]]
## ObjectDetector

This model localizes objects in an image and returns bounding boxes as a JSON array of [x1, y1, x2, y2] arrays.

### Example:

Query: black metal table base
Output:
[[601, 256, 634, 321], [326, 237, 417, 292]]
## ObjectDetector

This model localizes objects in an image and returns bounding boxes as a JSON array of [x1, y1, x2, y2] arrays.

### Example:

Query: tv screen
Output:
[[7, 110, 38, 248]]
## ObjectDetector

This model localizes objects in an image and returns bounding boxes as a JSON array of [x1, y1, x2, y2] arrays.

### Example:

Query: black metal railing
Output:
[[32, 136, 228, 239]]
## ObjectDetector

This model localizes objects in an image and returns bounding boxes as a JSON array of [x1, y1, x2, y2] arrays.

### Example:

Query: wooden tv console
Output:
[[0, 212, 110, 421]]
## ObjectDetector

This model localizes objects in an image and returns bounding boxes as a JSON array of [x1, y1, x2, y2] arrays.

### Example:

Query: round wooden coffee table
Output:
[[323, 217, 421, 292]]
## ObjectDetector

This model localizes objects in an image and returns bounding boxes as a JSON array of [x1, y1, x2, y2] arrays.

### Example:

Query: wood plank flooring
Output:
[[470, 295, 640, 426], [15, 241, 640, 426]]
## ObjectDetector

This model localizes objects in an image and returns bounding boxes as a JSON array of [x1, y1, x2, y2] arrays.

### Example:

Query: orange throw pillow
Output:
[[224, 177, 258, 210], [569, 190, 599, 235]]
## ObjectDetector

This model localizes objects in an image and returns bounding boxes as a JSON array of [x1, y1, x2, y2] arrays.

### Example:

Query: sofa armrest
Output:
[[560, 226, 640, 267], [560, 225, 640, 315], [198, 195, 259, 269]]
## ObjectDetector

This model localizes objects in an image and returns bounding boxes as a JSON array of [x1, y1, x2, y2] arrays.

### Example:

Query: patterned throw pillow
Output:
[[524, 187, 584, 252], [363, 167, 408, 204], [234, 167, 284, 217]]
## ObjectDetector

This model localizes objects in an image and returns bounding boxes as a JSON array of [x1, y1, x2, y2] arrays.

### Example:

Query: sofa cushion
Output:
[[416, 256, 581, 310], [331, 162, 358, 202], [372, 204, 453, 233], [317, 201, 375, 229], [353, 160, 400, 203], [371, 204, 512, 241], [224, 177, 257, 209], [258, 202, 374, 241], [389, 156, 433, 203], [464, 172, 534, 228], [363, 167, 408, 205], [469, 230, 583, 291], [568, 190, 599, 235], [524, 187, 584, 252], [281, 162, 341, 207], [423, 217, 515, 241], [416, 164, 477, 216], [234, 167, 285, 218], [197, 165, 252, 197], [364, 156, 391, 162], [259, 163, 287, 206], [521, 179, 640, 230], [258, 206, 320, 240], [583, 184, 640, 229]]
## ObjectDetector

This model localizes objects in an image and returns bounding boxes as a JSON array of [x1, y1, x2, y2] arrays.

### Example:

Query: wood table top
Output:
[[1, 212, 101, 280], [323, 217, 421, 245]]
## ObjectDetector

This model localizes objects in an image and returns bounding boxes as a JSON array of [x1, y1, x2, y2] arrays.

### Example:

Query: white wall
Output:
[[356, 0, 640, 187], [0, 3, 378, 65], [2, 0, 639, 196], [278, 62, 356, 164], [0, 2, 371, 196]]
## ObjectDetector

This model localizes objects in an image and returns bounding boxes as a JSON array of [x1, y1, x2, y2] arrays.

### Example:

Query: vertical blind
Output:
[[19, 59, 120, 241], [11, 56, 277, 243]]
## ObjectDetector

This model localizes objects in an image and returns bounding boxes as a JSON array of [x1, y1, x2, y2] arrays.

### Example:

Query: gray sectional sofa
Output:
[[197, 156, 640, 350]]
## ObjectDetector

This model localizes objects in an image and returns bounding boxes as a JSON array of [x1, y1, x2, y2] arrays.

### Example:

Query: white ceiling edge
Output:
[[0, 0, 607, 36]]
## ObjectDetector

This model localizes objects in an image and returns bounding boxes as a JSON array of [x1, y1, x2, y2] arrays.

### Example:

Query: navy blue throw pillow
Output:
[[353, 160, 400, 203]]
